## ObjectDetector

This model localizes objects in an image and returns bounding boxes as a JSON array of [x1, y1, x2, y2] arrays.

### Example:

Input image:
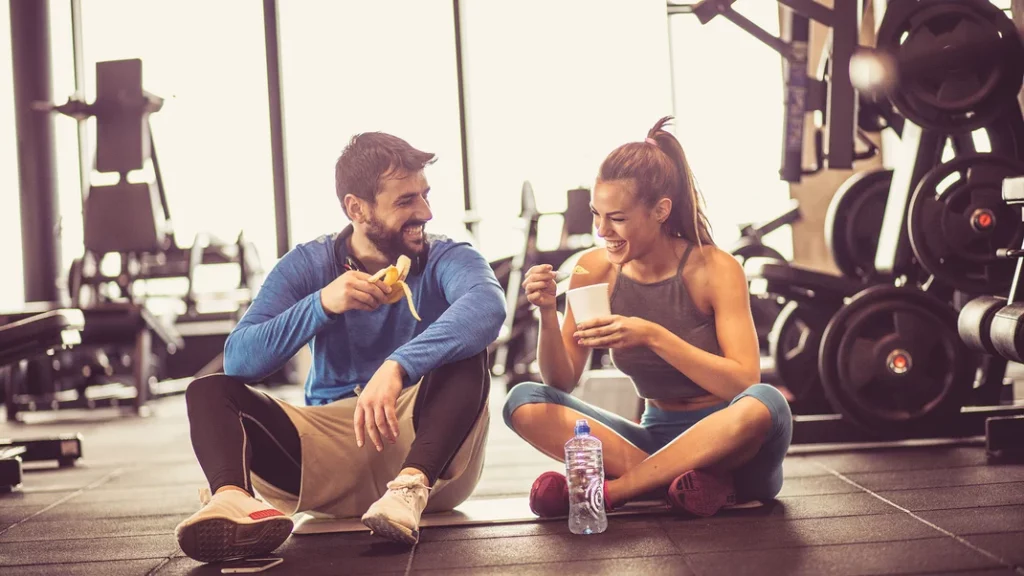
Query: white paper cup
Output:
[[567, 283, 611, 324]]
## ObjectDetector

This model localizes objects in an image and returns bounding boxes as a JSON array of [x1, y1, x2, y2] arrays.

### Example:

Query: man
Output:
[[174, 132, 505, 562]]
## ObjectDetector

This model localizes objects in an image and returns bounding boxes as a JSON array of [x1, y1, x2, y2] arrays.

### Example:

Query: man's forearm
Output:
[[388, 284, 505, 384], [224, 291, 333, 381]]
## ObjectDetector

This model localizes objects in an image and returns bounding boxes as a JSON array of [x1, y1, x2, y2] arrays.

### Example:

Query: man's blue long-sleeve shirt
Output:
[[222, 230, 506, 406]]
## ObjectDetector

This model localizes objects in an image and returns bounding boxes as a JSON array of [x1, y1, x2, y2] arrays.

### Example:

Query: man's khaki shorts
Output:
[[252, 382, 489, 519]]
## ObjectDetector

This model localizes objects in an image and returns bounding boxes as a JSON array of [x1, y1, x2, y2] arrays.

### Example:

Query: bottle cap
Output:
[[574, 419, 590, 436]]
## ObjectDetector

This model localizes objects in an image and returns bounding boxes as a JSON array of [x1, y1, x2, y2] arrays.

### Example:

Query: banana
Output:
[[369, 255, 422, 321], [572, 265, 590, 275]]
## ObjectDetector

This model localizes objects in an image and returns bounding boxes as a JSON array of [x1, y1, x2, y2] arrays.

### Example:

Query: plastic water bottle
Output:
[[565, 419, 607, 535]]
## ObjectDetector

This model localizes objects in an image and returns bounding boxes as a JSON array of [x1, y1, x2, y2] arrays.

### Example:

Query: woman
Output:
[[503, 117, 792, 518]]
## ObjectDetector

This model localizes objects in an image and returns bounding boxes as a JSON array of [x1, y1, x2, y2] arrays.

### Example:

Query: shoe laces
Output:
[[198, 487, 212, 506], [386, 475, 430, 506]]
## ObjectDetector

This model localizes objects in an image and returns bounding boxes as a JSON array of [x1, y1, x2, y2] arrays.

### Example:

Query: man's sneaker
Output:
[[361, 474, 431, 545], [175, 487, 293, 563], [667, 469, 736, 517], [529, 471, 613, 518]]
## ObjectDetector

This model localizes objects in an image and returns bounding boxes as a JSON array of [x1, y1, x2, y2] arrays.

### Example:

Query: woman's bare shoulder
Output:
[[682, 244, 745, 306], [700, 244, 742, 273], [697, 244, 748, 298], [568, 247, 614, 288]]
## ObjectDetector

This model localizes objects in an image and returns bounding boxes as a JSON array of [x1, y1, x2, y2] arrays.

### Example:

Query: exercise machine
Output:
[[670, 0, 871, 182], [38, 58, 265, 379], [0, 310, 86, 491], [1, 303, 182, 421], [5, 58, 272, 420], [746, 0, 1024, 441]]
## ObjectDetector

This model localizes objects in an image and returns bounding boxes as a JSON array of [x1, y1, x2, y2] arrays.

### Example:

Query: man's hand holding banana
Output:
[[368, 255, 421, 321], [320, 255, 422, 320], [320, 270, 392, 315]]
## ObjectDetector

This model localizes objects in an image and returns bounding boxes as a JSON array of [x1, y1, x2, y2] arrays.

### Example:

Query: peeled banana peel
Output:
[[370, 255, 422, 321]]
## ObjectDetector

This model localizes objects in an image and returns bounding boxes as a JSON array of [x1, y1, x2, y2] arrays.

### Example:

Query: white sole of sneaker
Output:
[[361, 513, 418, 545], [177, 516, 294, 563]]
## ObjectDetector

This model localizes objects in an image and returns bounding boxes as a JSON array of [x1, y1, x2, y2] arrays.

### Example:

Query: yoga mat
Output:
[[291, 496, 762, 534]]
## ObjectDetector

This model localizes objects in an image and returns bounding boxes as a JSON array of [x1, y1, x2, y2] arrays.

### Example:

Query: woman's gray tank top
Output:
[[608, 244, 722, 400]]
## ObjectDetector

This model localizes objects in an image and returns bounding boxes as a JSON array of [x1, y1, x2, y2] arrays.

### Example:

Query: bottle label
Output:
[[585, 476, 604, 519]]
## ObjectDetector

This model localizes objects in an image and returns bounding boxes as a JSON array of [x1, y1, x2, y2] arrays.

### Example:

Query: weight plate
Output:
[[825, 168, 893, 280], [907, 153, 1024, 294], [752, 295, 784, 354], [952, 123, 1024, 160], [876, 0, 1024, 132], [957, 295, 1005, 355], [768, 300, 832, 414], [818, 285, 974, 438]]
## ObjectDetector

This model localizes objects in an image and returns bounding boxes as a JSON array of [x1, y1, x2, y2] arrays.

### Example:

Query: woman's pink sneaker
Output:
[[529, 471, 613, 518], [667, 469, 736, 517]]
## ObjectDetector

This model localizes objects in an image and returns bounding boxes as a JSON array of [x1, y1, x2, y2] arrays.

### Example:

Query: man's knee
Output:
[[185, 373, 247, 409], [429, 350, 490, 390]]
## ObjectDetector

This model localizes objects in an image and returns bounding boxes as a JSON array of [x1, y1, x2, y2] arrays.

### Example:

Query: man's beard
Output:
[[365, 215, 426, 262]]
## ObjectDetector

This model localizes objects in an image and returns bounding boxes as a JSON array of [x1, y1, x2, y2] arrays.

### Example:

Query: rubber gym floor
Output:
[[1, 375, 1023, 576]]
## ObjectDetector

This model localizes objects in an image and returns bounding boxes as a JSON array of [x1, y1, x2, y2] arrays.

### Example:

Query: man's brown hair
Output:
[[335, 132, 436, 218]]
